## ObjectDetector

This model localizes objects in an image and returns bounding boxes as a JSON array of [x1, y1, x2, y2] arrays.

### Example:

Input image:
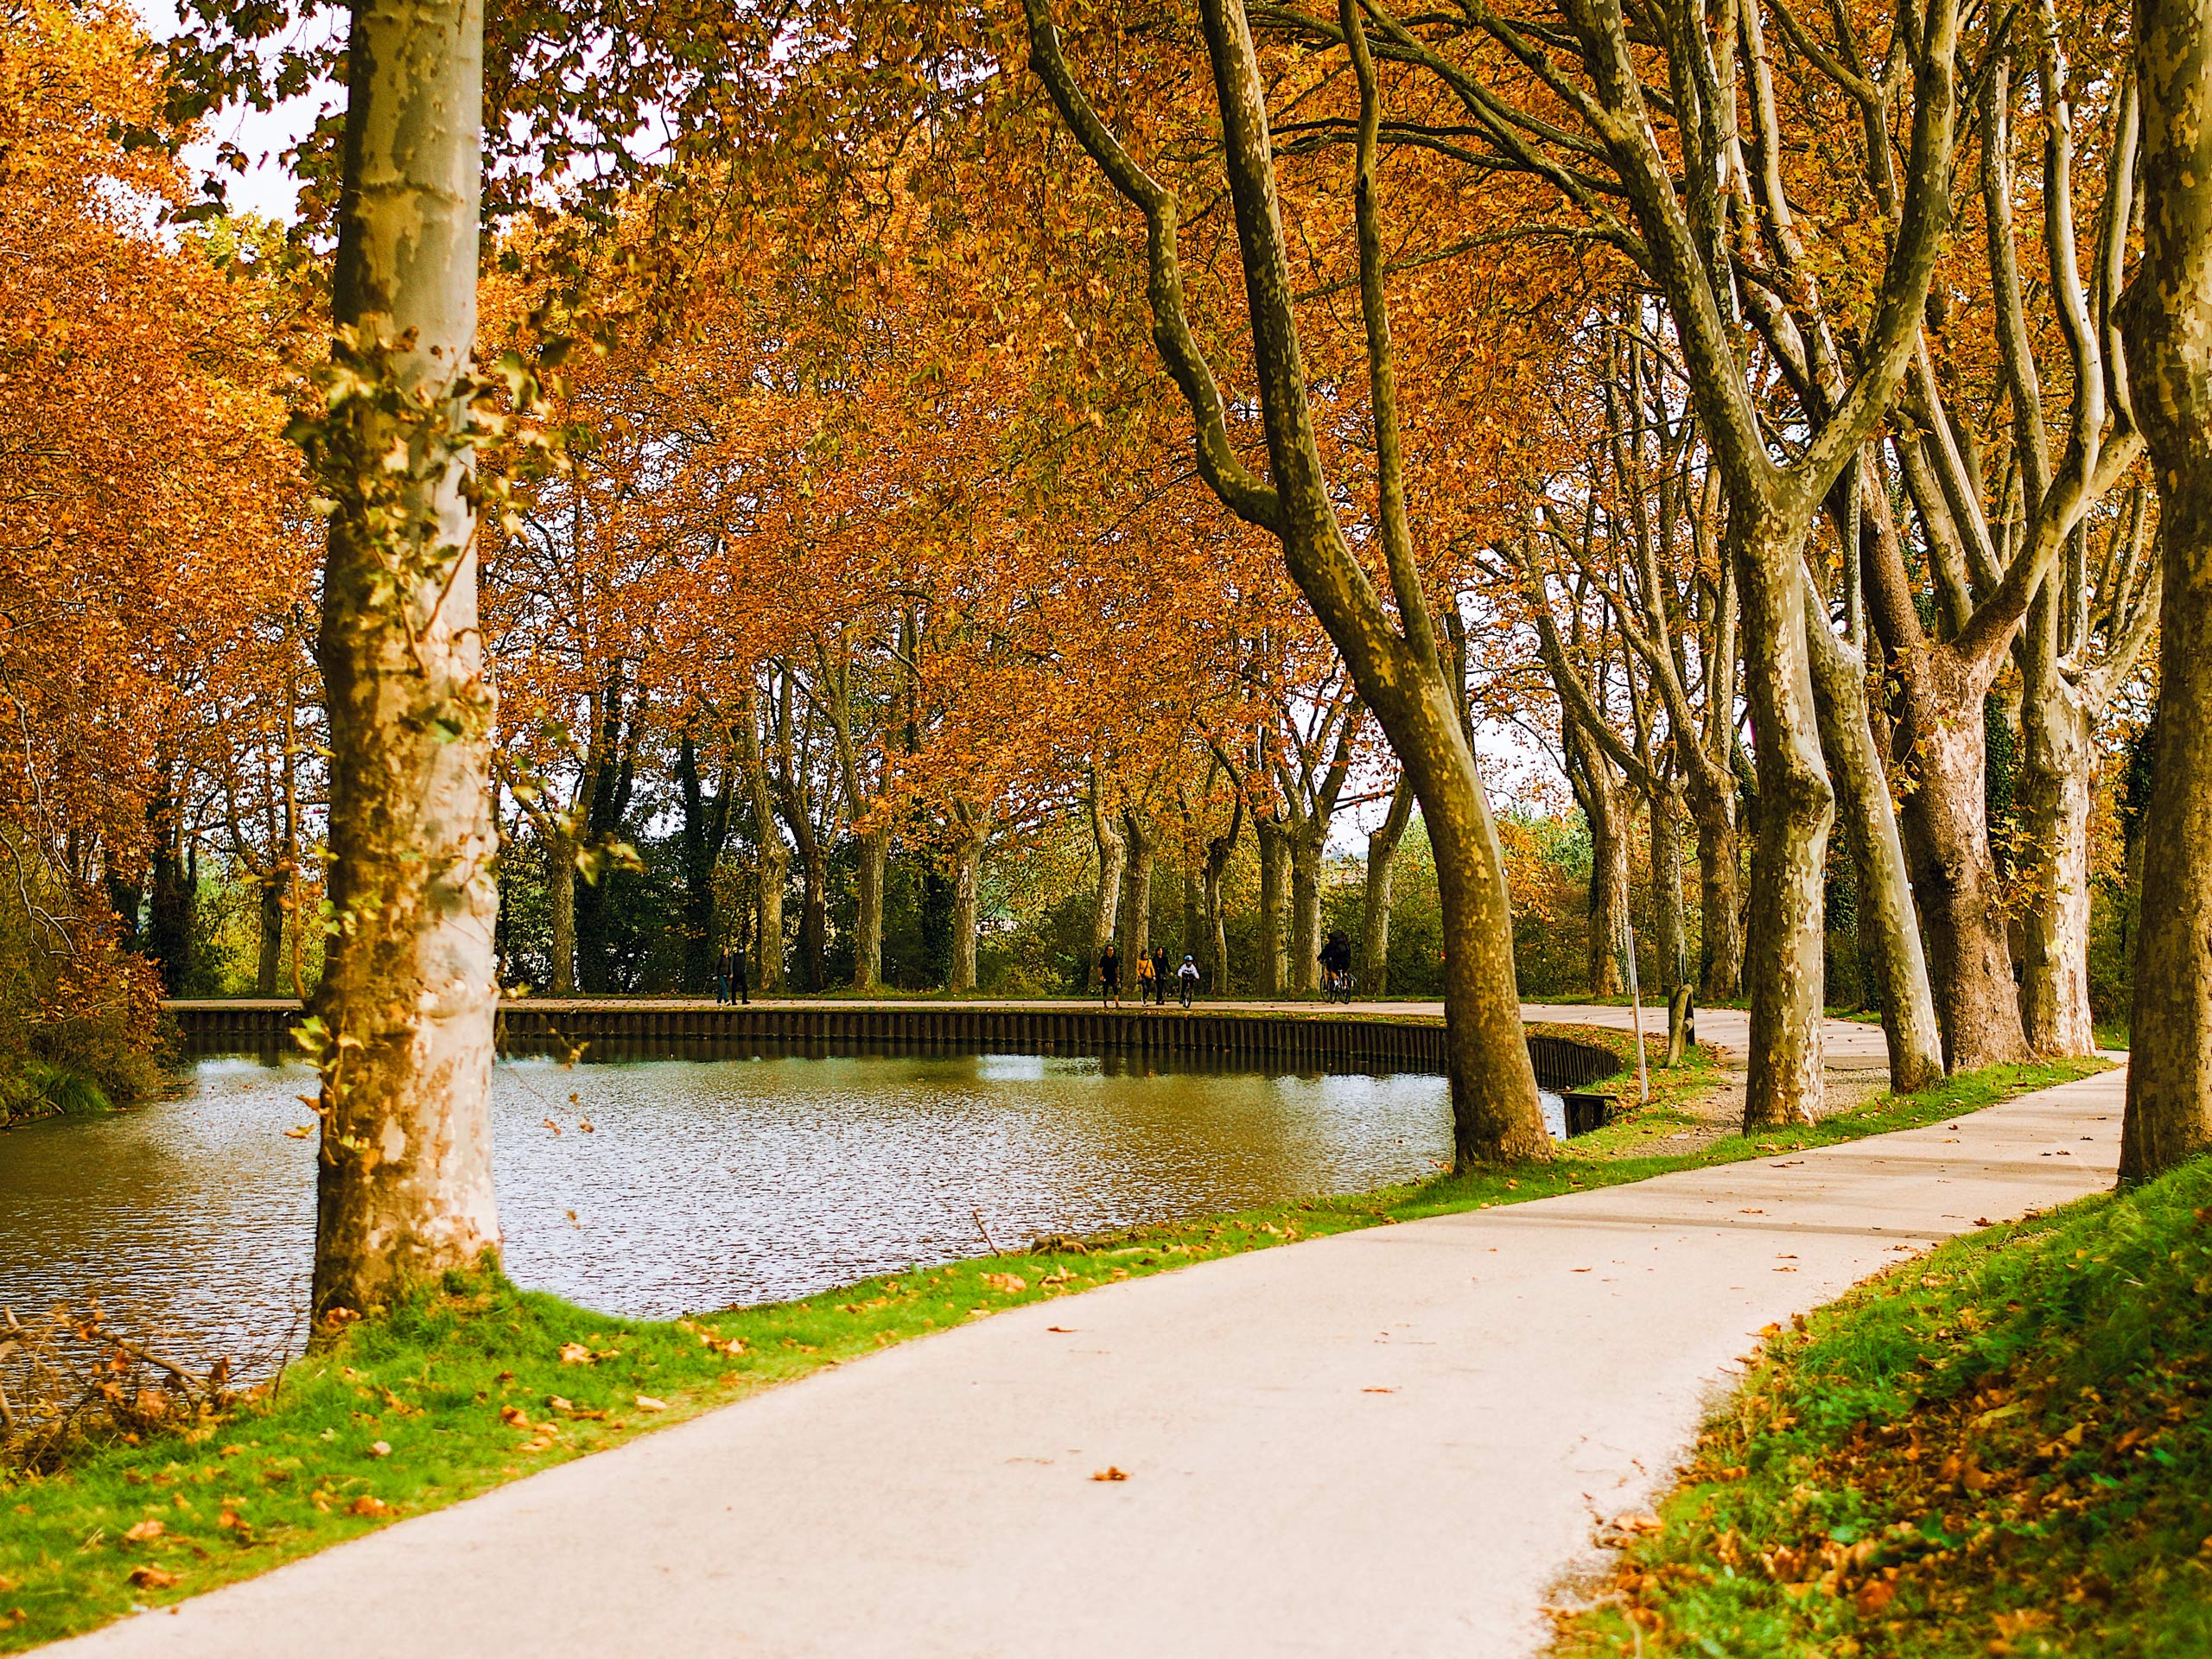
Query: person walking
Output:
[[1177, 952, 1200, 1007], [732, 940, 751, 1006], [714, 945, 731, 1005], [1099, 943, 1122, 1007], [1135, 948, 1156, 1004], [1149, 945, 1170, 1005]]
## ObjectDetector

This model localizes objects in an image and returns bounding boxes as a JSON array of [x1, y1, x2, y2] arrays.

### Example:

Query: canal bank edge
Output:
[[161, 999, 1621, 1091]]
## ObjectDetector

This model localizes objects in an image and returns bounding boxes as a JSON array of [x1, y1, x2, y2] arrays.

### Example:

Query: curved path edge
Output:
[[54, 1065, 2126, 1658]]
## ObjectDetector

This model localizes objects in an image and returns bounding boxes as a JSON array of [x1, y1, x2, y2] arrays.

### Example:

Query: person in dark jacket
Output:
[[1149, 945, 1170, 1005], [1099, 943, 1122, 1007], [732, 941, 751, 1006], [715, 947, 732, 1004]]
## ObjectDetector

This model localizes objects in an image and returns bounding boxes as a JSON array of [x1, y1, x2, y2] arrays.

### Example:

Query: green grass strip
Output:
[[0, 1050, 2102, 1650]]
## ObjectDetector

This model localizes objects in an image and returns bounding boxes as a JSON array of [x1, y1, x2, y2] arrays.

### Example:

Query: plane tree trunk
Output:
[[308, 0, 499, 1321], [1359, 777, 1414, 995], [2119, 1, 2212, 1179], [1027, 0, 1550, 1161]]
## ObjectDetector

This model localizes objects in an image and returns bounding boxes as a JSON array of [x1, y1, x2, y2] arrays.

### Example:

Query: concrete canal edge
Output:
[[162, 1001, 1622, 1093]]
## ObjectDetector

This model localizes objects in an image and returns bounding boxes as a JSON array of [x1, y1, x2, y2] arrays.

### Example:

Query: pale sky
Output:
[[135, 0, 327, 222]]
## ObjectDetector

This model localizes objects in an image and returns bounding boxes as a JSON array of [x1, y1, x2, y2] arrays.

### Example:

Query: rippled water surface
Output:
[[0, 1052, 1558, 1365]]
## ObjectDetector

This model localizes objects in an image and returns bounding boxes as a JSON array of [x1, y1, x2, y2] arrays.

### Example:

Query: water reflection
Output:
[[0, 1051, 1560, 1370]]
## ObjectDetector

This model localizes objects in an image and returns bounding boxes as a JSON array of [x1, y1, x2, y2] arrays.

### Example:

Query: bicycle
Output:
[[1322, 966, 1354, 1003]]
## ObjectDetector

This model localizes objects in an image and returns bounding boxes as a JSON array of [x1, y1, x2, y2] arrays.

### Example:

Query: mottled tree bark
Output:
[[1647, 788, 1687, 995], [1027, 0, 1549, 1161], [1202, 791, 1243, 995], [1736, 512, 1834, 1127], [1359, 777, 1414, 995], [1694, 810, 1743, 1001], [1119, 806, 1156, 967], [2016, 593, 2098, 1054], [796, 845, 828, 993], [543, 825, 575, 995], [310, 0, 499, 1319], [1255, 813, 1288, 996], [948, 810, 988, 994], [851, 824, 889, 992], [1567, 724, 1629, 998], [1803, 576, 1946, 1091], [2119, 0, 2212, 1179], [1893, 663, 2029, 1070], [674, 723, 734, 995], [1288, 831, 1324, 994], [255, 874, 286, 996], [734, 686, 786, 992], [1087, 776, 1123, 989]]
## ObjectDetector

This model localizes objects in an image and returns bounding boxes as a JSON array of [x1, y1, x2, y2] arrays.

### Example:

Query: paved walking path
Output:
[[61, 1040, 2124, 1657]]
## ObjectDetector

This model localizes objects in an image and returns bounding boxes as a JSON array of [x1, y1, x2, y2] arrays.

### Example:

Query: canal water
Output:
[[0, 1051, 1562, 1370]]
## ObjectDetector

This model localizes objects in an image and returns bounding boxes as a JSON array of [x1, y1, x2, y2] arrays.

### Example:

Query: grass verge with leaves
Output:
[[1553, 1118, 2210, 1659], [0, 1052, 2101, 1650]]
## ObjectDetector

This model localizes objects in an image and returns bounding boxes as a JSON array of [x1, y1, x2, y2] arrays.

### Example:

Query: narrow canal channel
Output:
[[0, 1050, 1565, 1370]]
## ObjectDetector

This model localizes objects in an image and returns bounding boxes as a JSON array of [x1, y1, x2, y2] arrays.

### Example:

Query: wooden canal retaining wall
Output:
[[162, 1001, 1621, 1091]]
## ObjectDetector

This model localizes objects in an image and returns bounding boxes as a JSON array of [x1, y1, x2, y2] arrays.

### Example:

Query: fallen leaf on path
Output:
[[542, 1118, 562, 1136], [1090, 1466, 1129, 1482], [1363, 1387, 1395, 1394], [283, 1126, 311, 1140], [1046, 1326, 1076, 1334]]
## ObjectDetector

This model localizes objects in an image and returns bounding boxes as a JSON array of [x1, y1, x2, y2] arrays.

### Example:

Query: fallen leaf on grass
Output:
[[125, 1565, 181, 1590], [346, 1497, 390, 1518], [982, 1273, 1027, 1294], [368, 1440, 391, 1458], [217, 1510, 250, 1537], [634, 1395, 668, 1413], [558, 1343, 593, 1365], [122, 1519, 164, 1545], [1854, 1578, 1897, 1616], [499, 1405, 530, 1427], [1090, 1466, 1129, 1482]]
